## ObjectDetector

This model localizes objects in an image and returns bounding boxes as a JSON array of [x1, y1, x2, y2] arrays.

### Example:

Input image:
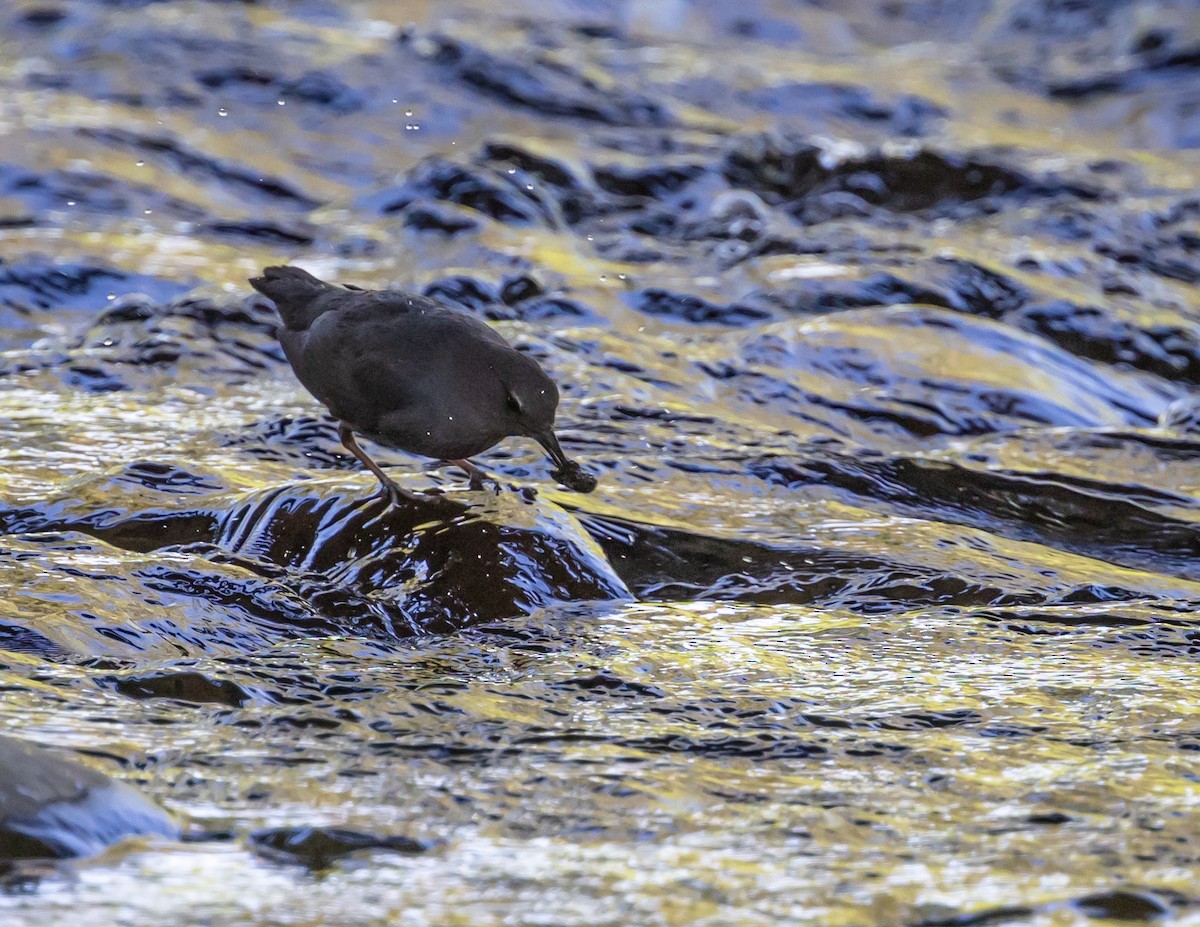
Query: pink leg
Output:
[[448, 458, 499, 493], [338, 422, 418, 504]]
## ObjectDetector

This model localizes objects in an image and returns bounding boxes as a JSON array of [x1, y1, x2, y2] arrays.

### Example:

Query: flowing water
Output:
[[1, 0, 1200, 924]]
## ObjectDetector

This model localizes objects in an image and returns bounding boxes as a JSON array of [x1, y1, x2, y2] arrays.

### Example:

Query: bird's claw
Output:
[[377, 479, 414, 507], [467, 471, 503, 494]]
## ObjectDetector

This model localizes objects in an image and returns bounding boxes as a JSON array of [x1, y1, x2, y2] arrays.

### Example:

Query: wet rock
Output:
[[914, 904, 1033, 927], [627, 288, 772, 325], [15, 20, 287, 109], [0, 532, 349, 657], [736, 272, 937, 319], [995, 2, 1200, 86], [212, 479, 631, 635], [2, 463, 629, 647], [104, 670, 253, 707], [79, 128, 321, 209], [195, 67, 367, 114], [0, 735, 177, 859], [371, 140, 611, 232], [0, 461, 223, 550], [1016, 300, 1200, 385], [1159, 396, 1200, 434], [422, 275, 501, 316], [499, 274, 543, 304], [409, 32, 671, 127], [1073, 889, 1170, 921], [738, 81, 947, 136], [16, 7, 69, 29], [399, 204, 479, 236], [592, 163, 706, 198], [723, 135, 1101, 221], [199, 219, 316, 246], [0, 293, 285, 391], [577, 510, 1061, 610], [481, 142, 603, 224], [251, 826, 431, 869], [0, 162, 207, 222], [760, 253, 1200, 386], [366, 156, 555, 226], [421, 275, 598, 324], [732, 306, 1170, 436], [225, 415, 369, 469], [754, 446, 1200, 582], [0, 257, 193, 350]]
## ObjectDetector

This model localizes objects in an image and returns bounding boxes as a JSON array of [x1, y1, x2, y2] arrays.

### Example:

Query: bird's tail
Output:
[[248, 266, 338, 331]]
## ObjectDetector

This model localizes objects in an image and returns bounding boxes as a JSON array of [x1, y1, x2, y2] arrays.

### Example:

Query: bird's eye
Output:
[[506, 392, 523, 414]]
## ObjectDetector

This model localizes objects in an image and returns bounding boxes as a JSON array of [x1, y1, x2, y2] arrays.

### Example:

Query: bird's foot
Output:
[[451, 459, 502, 494], [467, 470, 503, 494], [376, 478, 420, 507]]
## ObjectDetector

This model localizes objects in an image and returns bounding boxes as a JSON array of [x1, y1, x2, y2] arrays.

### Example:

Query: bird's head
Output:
[[501, 355, 561, 439], [502, 354, 597, 493]]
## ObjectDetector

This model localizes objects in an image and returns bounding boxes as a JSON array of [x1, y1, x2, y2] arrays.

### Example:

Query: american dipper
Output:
[[249, 266, 597, 500]]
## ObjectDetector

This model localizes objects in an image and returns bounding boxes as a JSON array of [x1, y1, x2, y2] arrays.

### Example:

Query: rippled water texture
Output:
[[1, 0, 1200, 924]]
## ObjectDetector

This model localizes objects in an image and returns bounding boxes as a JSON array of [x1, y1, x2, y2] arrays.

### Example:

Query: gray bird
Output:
[[249, 266, 597, 501]]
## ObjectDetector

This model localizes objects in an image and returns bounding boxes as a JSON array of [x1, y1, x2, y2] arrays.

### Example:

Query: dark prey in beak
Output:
[[535, 430, 598, 494], [248, 265, 598, 502]]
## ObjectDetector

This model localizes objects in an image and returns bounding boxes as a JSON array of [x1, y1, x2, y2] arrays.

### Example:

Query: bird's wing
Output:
[[291, 298, 509, 434]]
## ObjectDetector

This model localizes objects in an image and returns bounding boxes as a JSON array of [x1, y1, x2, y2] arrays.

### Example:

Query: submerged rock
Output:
[[0, 736, 177, 859], [211, 478, 631, 635], [250, 826, 432, 870], [0, 470, 630, 655]]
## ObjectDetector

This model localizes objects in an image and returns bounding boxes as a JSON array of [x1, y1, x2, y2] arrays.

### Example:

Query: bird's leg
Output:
[[338, 422, 418, 505], [449, 458, 501, 493]]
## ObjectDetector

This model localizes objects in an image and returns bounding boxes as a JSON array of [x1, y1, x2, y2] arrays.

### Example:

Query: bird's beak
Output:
[[534, 429, 598, 492], [533, 429, 573, 471]]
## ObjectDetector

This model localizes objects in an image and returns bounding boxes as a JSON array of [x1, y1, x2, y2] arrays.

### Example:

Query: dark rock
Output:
[[399, 204, 479, 236], [0, 293, 286, 390], [1159, 397, 1200, 433], [212, 480, 630, 635], [723, 135, 1100, 221], [592, 163, 705, 198], [106, 670, 253, 707], [0, 256, 193, 350], [500, 274, 543, 304], [628, 288, 772, 325], [413, 32, 671, 127], [750, 438, 1200, 583], [251, 826, 431, 869], [0, 162, 207, 221], [423, 275, 501, 316], [738, 82, 947, 136], [366, 156, 553, 225], [0, 736, 177, 859], [1073, 889, 1170, 921], [200, 220, 316, 246], [78, 128, 321, 208]]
